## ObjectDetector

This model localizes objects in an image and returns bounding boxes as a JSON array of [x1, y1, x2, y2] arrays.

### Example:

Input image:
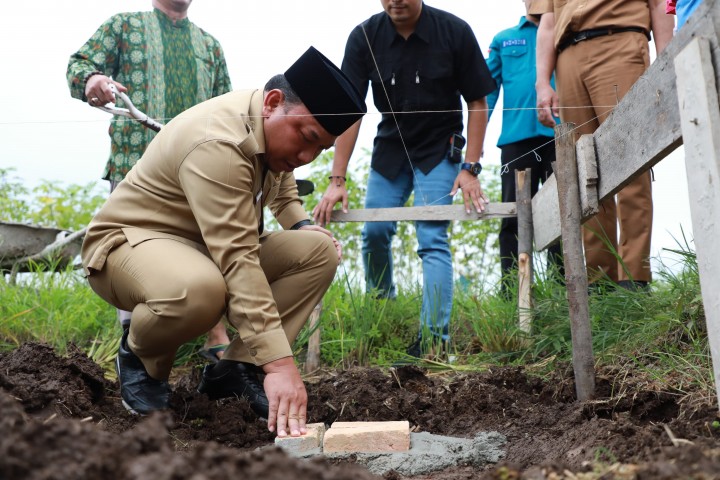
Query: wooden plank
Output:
[[675, 37, 720, 409], [554, 123, 595, 401], [576, 135, 599, 217], [532, 172, 561, 250], [516, 169, 533, 333], [329, 202, 516, 223], [534, 12, 720, 250]]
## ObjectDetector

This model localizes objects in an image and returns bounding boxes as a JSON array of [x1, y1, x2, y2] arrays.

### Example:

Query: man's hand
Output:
[[263, 357, 308, 438], [451, 170, 489, 214], [299, 224, 342, 262], [536, 83, 559, 128], [85, 74, 127, 107], [312, 182, 348, 227]]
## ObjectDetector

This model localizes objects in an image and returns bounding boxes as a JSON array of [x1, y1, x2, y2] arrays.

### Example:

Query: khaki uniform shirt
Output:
[[82, 90, 309, 364], [531, 0, 653, 50]]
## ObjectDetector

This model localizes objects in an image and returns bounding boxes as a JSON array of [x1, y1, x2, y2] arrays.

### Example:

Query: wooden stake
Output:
[[304, 302, 323, 374], [516, 169, 533, 333], [675, 37, 720, 409], [554, 123, 595, 401]]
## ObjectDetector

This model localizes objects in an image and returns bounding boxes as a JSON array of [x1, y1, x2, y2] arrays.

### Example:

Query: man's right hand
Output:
[[85, 74, 127, 107], [312, 182, 348, 227], [263, 357, 308, 438], [536, 82, 559, 128]]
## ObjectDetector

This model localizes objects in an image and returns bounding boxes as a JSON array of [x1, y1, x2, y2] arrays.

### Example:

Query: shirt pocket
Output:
[[414, 52, 455, 109], [369, 68, 397, 112], [500, 44, 530, 77]]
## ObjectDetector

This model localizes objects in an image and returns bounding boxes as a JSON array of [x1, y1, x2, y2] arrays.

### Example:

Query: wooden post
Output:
[[675, 37, 720, 409], [516, 168, 533, 333], [304, 302, 323, 374], [554, 122, 595, 401]]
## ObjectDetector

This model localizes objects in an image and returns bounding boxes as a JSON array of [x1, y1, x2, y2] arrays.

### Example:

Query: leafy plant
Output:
[[0, 167, 105, 230]]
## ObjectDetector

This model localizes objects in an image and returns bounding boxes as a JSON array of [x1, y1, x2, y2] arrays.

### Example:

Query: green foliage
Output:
[[0, 167, 105, 230], [0, 168, 32, 223], [0, 264, 115, 354]]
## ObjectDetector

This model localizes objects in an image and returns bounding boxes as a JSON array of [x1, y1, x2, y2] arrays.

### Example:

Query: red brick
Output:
[[323, 421, 410, 453]]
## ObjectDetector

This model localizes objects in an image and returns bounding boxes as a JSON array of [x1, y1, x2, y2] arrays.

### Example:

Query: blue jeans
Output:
[[362, 158, 459, 342]]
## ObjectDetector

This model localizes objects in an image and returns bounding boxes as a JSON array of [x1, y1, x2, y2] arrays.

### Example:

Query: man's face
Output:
[[262, 90, 336, 173], [381, 0, 422, 27]]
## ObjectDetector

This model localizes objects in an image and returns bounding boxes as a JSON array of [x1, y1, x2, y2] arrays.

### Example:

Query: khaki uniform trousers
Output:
[[88, 230, 338, 379], [556, 31, 652, 283]]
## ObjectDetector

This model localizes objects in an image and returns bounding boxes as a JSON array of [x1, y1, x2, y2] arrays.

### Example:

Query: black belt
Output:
[[558, 27, 649, 52]]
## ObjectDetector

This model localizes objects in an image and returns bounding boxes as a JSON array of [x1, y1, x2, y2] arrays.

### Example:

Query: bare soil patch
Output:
[[1, 342, 719, 479]]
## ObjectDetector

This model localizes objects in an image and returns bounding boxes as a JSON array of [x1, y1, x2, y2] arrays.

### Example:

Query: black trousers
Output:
[[499, 136, 563, 282]]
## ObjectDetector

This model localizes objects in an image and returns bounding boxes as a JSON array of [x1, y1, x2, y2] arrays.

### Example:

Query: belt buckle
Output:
[[573, 31, 589, 44]]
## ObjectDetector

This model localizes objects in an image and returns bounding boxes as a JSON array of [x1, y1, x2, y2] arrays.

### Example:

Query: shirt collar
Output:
[[154, 8, 190, 29], [383, 4, 431, 46], [518, 16, 537, 29], [249, 89, 266, 154]]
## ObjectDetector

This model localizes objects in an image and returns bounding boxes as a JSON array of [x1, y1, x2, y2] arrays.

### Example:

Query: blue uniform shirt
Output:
[[677, 0, 702, 28], [486, 16, 557, 148]]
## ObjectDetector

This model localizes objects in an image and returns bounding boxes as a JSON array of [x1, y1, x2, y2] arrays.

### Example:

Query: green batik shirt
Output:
[[67, 9, 232, 182]]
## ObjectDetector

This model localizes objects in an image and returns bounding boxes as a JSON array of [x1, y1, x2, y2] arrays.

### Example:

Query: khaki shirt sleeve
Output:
[[179, 139, 293, 365], [529, 0, 554, 15], [271, 173, 311, 229]]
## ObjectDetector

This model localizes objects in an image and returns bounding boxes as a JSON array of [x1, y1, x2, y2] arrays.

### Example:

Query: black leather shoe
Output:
[[617, 280, 650, 293], [116, 329, 171, 415], [197, 360, 269, 420]]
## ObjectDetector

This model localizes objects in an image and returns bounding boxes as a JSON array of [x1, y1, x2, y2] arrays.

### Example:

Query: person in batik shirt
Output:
[[67, 0, 233, 356]]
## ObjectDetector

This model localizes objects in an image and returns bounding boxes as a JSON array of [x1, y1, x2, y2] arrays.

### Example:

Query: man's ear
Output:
[[262, 89, 284, 116]]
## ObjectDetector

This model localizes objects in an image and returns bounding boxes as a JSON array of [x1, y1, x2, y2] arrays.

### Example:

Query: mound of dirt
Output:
[[1, 343, 719, 479]]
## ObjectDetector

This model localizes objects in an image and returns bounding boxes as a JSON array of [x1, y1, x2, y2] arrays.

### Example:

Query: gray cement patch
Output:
[[280, 431, 506, 476]]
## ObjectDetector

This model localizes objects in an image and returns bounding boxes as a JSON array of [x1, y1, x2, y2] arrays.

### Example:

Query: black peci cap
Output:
[[285, 47, 367, 136]]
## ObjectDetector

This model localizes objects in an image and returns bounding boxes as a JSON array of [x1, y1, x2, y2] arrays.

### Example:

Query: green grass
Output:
[[0, 241, 713, 401]]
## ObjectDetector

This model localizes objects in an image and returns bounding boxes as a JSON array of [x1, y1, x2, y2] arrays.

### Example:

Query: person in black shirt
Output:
[[313, 0, 496, 356]]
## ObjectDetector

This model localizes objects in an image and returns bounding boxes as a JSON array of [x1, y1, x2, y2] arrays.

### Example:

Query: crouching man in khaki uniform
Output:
[[81, 47, 366, 438]]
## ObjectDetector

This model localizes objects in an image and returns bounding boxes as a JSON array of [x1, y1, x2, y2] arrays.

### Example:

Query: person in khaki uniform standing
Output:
[[534, 0, 674, 291], [81, 47, 366, 438]]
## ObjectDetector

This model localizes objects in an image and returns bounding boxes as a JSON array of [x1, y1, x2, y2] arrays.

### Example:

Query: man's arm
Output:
[[211, 40, 233, 97], [649, 0, 675, 54], [67, 14, 126, 103], [485, 35, 503, 120], [536, 12, 559, 128], [312, 119, 361, 226], [451, 97, 489, 214]]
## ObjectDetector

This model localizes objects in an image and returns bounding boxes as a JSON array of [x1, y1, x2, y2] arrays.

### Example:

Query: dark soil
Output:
[[1, 342, 719, 479]]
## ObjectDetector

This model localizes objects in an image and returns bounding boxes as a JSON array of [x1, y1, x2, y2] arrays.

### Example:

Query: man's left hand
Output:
[[451, 170, 489, 214], [299, 224, 342, 262]]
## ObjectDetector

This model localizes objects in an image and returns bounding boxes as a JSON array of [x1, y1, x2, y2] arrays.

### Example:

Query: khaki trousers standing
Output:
[[556, 31, 653, 283], [88, 230, 338, 379]]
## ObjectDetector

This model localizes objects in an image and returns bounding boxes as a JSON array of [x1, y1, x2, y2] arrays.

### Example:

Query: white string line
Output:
[[0, 103, 613, 202], [0, 105, 618, 126], [359, 23, 430, 205]]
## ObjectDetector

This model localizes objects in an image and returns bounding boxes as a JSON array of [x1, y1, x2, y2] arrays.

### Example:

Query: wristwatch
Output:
[[460, 162, 482, 176]]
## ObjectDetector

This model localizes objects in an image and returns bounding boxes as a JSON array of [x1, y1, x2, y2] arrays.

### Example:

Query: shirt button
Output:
[[249, 348, 257, 356]]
